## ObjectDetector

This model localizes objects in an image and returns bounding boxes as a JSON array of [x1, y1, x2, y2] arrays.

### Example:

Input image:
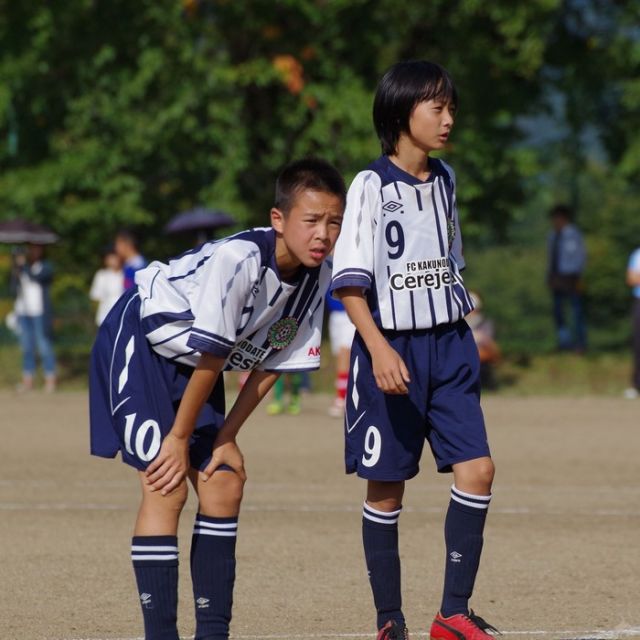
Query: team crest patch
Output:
[[267, 317, 298, 350], [447, 219, 456, 248]]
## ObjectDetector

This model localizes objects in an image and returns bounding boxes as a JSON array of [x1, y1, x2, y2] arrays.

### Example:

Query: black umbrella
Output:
[[164, 207, 236, 235], [0, 218, 59, 244]]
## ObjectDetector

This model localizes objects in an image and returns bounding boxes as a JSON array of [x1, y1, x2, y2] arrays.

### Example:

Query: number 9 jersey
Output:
[[330, 155, 474, 330]]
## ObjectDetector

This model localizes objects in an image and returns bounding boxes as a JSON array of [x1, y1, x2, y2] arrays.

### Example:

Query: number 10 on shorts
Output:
[[124, 413, 162, 462], [362, 426, 382, 467]]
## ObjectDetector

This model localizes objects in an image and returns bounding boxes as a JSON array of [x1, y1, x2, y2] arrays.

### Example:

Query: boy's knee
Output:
[[198, 470, 244, 517], [366, 480, 404, 512], [453, 457, 495, 494]]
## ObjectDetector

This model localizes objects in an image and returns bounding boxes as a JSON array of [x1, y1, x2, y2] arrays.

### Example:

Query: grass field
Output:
[[1, 390, 639, 639]]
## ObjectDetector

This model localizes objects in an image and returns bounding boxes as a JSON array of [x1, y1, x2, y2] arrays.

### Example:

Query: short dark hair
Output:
[[549, 204, 573, 221], [275, 158, 346, 214], [115, 228, 140, 249], [373, 60, 458, 156]]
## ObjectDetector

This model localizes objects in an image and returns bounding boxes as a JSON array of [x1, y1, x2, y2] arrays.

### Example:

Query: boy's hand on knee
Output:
[[202, 439, 246, 482], [371, 342, 411, 394], [145, 433, 189, 495]]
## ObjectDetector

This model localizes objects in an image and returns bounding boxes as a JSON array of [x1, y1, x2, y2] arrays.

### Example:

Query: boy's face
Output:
[[406, 98, 455, 153], [271, 189, 343, 274]]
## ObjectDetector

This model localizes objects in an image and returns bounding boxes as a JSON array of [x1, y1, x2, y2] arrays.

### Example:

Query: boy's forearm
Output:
[[171, 352, 226, 439], [218, 370, 280, 440], [337, 287, 387, 352]]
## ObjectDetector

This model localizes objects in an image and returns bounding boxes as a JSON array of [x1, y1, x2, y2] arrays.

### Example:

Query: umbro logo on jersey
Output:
[[196, 597, 210, 609], [382, 201, 402, 213], [449, 551, 462, 563]]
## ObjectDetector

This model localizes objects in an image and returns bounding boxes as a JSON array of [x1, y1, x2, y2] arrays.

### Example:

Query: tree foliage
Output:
[[0, 0, 639, 351]]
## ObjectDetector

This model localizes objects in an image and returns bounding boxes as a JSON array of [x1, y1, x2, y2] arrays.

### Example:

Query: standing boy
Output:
[[90, 158, 345, 640], [625, 246, 640, 398], [331, 61, 498, 640]]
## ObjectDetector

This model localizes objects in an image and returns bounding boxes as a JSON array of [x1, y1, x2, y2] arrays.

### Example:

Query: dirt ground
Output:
[[1, 390, 639, 640]]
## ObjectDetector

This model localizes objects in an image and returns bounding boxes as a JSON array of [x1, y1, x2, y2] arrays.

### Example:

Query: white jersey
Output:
[[135, 228, 329, 372], [330, 155, 473, 331]]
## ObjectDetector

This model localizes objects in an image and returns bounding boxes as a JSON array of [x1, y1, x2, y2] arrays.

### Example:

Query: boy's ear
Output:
[[270, 207, 285, 233]]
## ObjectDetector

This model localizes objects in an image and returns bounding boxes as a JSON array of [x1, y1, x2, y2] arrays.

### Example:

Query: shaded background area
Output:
[[1, 0, 639, 388]]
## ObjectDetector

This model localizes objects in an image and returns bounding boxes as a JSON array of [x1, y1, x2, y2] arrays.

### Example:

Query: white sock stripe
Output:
[[362, 501, 403, 517], [451, 493, 490, 510], [193, 528, 237, 537], [130, 545, 178, 552], [362, 511, 400, 525], [194, 520, 238, 530], [451, 485, 492, 502], [131, 554, 179, 561]]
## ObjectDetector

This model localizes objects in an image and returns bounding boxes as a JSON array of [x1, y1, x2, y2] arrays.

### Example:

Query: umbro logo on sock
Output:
[[140, 592, 153, 609], [196, 597, 210, 609], [449, 551, 462, 563]]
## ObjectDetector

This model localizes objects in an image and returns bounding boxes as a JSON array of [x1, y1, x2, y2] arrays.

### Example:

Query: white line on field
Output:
[[3, 502, 640, 518], [47, 626, 640, 640]]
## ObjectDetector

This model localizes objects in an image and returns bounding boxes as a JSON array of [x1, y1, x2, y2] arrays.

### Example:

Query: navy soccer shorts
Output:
[[344, 320, 491, 480], [89, 288, 225, 472]]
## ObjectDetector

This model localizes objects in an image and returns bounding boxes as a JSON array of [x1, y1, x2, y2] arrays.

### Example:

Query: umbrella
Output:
[[164, 207, 236, 235], [0, 218, 59, 244]]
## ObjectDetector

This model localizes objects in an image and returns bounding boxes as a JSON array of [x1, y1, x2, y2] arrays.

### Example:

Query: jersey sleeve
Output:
[[186, 241, 260, 358], [89, 272, 103, 302], [629, 249, 640, 271], [330, 170, 380, 294]]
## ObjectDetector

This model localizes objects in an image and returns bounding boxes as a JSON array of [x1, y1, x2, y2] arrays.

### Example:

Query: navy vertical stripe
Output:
[[386, 265, 398, 330], [409, 291, 417, 330], [427, 288, 437, 326], [414, 187, 423, 211], [430, 188, 446, 256]]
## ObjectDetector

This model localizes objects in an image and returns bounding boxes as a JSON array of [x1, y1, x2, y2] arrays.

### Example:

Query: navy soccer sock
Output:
[[131, 535, 180, 640], [191, 513, 238, 640], [440, 485, 491, 617], [362, 501, 404, 630]]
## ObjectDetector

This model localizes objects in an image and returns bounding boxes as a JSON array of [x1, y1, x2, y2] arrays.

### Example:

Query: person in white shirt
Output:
[[11, 243, 56, 392], [90, 247, 124, 326]]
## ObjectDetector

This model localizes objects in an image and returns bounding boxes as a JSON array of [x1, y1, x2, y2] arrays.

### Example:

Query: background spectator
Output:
[[625, 246, 640, 399], [547, 204, 587, 352], [11, 243, 56, 392]]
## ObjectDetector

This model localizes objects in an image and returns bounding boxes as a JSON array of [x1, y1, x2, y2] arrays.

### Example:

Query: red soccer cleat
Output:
[[377, 619, 410, 640], [430, 610, 500, 640]]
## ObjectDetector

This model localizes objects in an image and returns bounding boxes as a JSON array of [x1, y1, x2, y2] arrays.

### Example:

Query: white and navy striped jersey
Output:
[[135, 228, 329, 372], [330, 155, 473, 331]]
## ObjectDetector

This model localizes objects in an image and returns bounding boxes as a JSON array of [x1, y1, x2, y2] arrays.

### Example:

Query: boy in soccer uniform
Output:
[[330, 62, 498, 640], [90, 159, 345, 640]]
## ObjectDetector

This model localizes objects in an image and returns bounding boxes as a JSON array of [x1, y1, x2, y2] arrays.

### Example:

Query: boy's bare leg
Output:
[[131, 471, 188, 640], [363, 480, 406, 633], [438, 456, 495, 619], [189, 468, 245, 640]]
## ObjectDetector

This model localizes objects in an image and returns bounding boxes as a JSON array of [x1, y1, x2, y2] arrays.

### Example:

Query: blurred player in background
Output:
[[331, 61, 498, 640], [326, 292, 355, 417], [625, 246, 640, 399], [466, 292, 501, 390], [115, 229, 147, 290], [90, 159, 345, 640]]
